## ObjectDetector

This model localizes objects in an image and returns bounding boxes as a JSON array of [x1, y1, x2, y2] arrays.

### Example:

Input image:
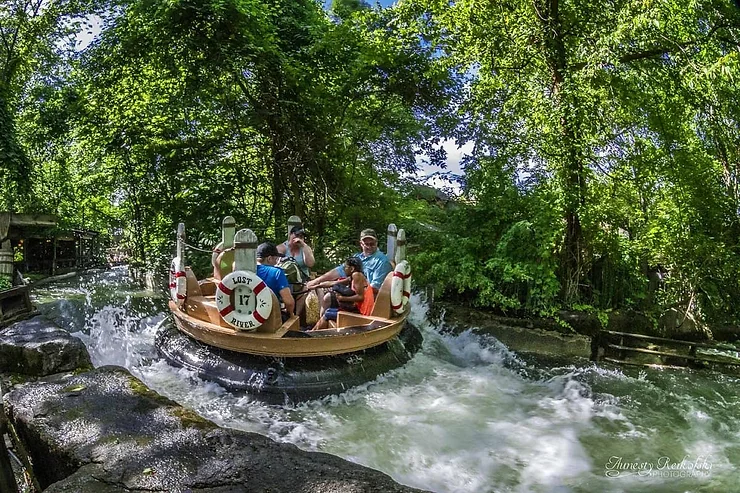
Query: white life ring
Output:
[[390, 260, 411, 314], [215, 270, 273, 331], [169, 257, 187, 303]]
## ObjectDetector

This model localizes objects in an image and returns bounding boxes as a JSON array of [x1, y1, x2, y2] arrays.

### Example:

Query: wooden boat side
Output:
[[168, 299, 409, 357], [168, 234, 411, 357]]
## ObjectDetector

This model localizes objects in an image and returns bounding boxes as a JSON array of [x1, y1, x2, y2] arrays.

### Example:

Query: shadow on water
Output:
[[30, 267, 738, 493]]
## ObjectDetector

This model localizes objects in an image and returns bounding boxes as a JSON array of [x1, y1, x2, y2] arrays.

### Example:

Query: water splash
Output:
[[31, 271, 739, 492]]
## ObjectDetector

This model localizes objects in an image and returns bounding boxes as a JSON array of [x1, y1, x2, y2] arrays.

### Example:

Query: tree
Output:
[[0, 0, 98, 211], [398, 0, 740, 318], [67, 0, 450, 269]]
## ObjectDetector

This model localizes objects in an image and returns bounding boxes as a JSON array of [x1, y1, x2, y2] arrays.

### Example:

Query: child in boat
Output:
[[310, 257, 374, 330]]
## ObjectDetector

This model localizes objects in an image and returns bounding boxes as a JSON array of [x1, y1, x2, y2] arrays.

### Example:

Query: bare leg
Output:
[[320, 290, 333, 318], [311, 316, 328, 331], [317, 287, 329, 311]]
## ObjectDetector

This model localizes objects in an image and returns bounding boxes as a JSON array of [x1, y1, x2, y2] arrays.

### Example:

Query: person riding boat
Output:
[[306, 228, 392, 295], [256, 242, 295, 319], [310, 257, 374, 330], [276, 225, 315, 280]]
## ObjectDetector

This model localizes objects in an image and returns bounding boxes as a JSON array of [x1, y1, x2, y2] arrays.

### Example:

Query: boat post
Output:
[[219, 216, 236, 275], [287, 216, 302, 238], [234, 229, 258, 272], [387, 224, 397, 261], [177, 223, 185, 265], [222, 216, 236, 247], [395, 229, 406, 264]]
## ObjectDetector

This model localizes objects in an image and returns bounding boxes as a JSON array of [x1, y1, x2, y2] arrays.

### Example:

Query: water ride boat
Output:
[[156, 217, 420, 403]]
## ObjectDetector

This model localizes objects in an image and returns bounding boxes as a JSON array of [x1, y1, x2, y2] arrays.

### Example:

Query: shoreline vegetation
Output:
[[2, 1, 740, 340]]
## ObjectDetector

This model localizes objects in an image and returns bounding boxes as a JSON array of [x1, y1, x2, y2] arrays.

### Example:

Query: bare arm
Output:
[[301, 243, 315, 269], [279, 287, 295, 316], [306, 268, 340, 289]]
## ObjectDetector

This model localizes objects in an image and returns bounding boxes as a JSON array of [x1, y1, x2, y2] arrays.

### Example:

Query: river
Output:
[[30, 267, 736, 493]]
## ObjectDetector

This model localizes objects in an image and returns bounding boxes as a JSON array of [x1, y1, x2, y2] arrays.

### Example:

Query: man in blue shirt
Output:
[[256, 242, 295, 317], [306, 229, 393, 294]]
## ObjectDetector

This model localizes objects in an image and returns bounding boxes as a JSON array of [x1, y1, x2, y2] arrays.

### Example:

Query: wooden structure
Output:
[[591, 330, 740, 370], [168, 220, 411, 358], [0, 286, 35, 328], [0, 212, 101, 277]]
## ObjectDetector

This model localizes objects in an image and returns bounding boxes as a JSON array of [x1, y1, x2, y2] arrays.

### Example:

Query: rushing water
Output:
[[30, 267, 738, 493]]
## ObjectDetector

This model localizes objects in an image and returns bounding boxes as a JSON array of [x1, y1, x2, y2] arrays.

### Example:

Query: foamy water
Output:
[[31, 267, 739, 493]]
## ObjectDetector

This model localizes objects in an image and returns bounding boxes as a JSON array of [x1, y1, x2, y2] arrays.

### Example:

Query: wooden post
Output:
[[176, 223, 186, 265], [233, 229, 258, 272], [0, 213, 9, 243], [222, 217, 236, 249], [287, 216, 302, 239], [395, 229, 406, 264], [386, 224, 397, 262], [0, 240, 12, 278], [21, 240, 27, 274], [218, 216, 236, 277], [0, 404, 19, 493], [52, 237, 57, 275]]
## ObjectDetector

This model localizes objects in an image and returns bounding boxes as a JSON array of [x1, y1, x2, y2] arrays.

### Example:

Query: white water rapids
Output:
[[30, 267, 737, 493]]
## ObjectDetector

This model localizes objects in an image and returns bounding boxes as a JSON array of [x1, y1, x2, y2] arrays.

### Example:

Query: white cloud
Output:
[[414, 138, 474, 194], [75, 15, 103, 52]]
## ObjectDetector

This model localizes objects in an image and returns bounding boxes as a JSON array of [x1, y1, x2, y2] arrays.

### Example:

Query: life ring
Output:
[[169, 257, 187, 303], [390, 260, 411, 314], [215, 270, 273, 331]]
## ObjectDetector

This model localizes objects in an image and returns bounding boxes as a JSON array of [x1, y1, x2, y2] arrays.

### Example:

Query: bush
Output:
[[0, 275, 12, 291]]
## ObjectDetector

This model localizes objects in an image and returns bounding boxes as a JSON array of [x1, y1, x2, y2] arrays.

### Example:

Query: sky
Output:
[[324, 0, 397, 8]]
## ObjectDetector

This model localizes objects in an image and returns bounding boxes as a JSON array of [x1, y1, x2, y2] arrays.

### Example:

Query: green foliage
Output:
[[0, 275, 11, 291], [397, 0, 740, 324], [5, 0, 740, 328]]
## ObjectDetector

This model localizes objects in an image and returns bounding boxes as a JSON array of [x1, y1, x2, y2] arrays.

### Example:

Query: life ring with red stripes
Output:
[[215, 270, 273, 331], [169, 257, 187, 304], [390, 260, 411, 314]]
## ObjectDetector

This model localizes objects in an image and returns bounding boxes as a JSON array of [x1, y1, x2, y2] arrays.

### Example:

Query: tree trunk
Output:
[[536, 0, 587, 304]]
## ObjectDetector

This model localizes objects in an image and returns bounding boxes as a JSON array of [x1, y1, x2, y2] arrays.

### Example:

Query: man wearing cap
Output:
[[276, 225, 315, 280], [256, 242, 295, 318], [306, 228, 393, 294]]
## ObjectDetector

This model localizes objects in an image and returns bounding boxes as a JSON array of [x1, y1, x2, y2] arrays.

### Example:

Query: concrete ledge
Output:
[[434, 304, 592, 358]]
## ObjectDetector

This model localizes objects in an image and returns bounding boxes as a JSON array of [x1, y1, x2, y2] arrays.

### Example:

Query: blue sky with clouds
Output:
[[324, 0, 397, 9]]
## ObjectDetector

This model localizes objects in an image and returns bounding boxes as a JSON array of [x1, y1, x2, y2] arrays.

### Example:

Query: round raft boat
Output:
[[155, 321, 422, 404], [157, 217, 420, 403]]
